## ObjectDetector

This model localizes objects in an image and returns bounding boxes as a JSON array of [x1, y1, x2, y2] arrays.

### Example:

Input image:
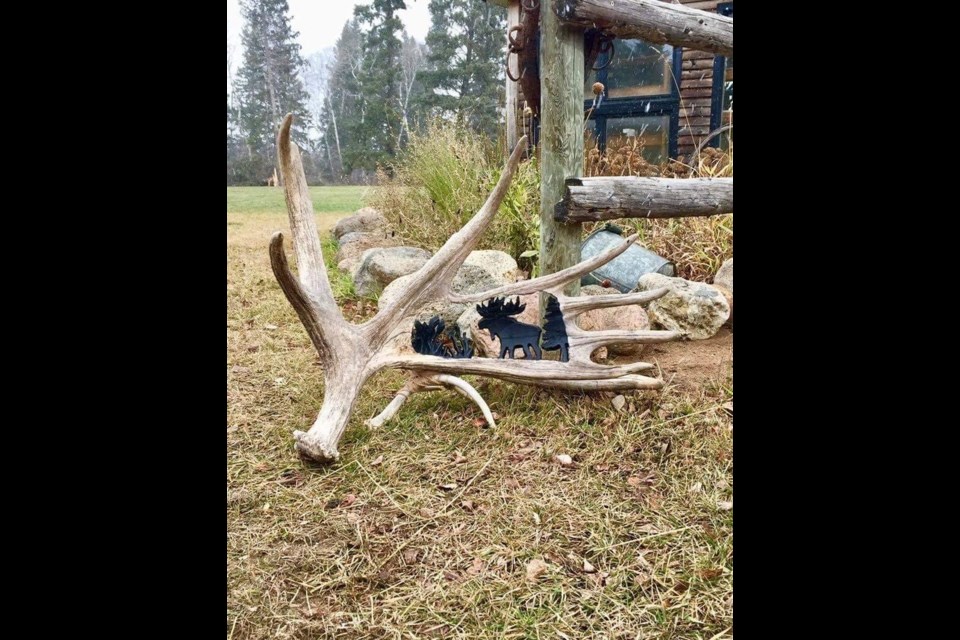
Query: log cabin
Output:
[[491, 0, 733, 162]]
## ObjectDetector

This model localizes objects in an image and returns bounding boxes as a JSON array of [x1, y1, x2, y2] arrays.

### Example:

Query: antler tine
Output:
[[276, 114, 340, 312]]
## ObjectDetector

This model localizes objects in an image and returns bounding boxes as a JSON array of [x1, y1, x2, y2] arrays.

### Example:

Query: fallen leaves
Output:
[[466, 557, 484, 576], [264, 323, 278, 330], [612, 395, 626, 411], [402, 548, 420, 564], [339, 493, 357, 508], [371, 455, 384, 467], [582, 559, 596, 573], [525, 558, 548, 582], [717, 500, 733, 511]]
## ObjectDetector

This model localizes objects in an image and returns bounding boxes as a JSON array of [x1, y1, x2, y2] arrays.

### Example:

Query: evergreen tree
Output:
[[350, 0, 407, 171], [234, 0, 311, 169], [422, 0, 506, 138]]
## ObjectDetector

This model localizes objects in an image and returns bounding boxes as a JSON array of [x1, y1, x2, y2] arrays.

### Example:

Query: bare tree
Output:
[[397, 34, 426, 147]]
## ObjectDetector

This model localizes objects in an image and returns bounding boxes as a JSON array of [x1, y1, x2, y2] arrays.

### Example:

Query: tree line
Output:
[[227, 0, 507, 186]]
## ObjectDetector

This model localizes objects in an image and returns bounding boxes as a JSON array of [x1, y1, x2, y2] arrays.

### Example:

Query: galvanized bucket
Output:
[[580, 224, 675, 292]]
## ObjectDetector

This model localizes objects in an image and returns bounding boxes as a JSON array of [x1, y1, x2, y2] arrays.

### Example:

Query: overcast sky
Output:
[[227, 0, 433, 80]]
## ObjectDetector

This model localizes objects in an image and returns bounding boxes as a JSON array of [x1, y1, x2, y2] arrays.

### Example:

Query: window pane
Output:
[[605, 115, 669, 165], [606, 40, 673, 98], [585, 40, 674, 99]]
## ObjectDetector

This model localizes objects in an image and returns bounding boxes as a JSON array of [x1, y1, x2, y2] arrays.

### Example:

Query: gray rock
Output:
[[334, 231, 401, 274], [463, 250, 519, 283], [333, 207, 387, 240], [575, 285, 650, 356], [635, 273, 730, 340], [713, 258, 733, 293], [378, 252, 520, 352], [712, 258, 733, 328], [352, 246, 432, 298]]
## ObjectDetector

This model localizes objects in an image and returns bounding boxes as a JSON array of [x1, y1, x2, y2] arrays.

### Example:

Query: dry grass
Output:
[[584, 143, 734, 282], [227, 202, 733, 638]]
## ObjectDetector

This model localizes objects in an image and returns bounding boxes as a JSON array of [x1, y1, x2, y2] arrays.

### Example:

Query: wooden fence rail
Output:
[[555, 176, 733, 222], [554, 0, 733, 56]]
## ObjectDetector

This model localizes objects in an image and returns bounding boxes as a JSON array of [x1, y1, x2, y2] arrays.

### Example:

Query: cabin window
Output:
[[710, 2, 734, 150], [584, 40, 681, 162]]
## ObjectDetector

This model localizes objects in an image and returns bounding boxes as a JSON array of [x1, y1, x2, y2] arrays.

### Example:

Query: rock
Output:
[[635, 273, 730, 340], [352, 246, 432, 298], [457, 292, 540, 358], [378, 251, 520, 352], [333, 207, 387, 240], [575, 285, 650, 356], [463, 250, 519, 283], [334, 231, 401, 274], [712, 259, 733, 328], [713, 258, 733, 293]]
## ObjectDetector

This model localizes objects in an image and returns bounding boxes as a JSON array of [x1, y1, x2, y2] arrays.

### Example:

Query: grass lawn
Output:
[[228, 185, 371, 215], [227, 188, 733, 639]]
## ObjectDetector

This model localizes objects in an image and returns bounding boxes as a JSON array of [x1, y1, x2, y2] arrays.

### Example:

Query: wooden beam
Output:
[[555, 176, 733, 222], [554, 0, 733, 57], [539, 0, 585, 300]]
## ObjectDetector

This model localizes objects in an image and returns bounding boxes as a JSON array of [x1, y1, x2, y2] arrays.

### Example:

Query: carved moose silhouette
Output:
[[476, 297, 542, 359]]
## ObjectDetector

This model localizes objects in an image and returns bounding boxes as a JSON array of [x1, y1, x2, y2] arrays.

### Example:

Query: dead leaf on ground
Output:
[[555, 454, 573, 467], [443, 570, 460, 582], [583, 559, 596, 573], [627, 476, 642, 487], [717, 500, 733, 511], [371, 455, 384, 466], [461, 500, 475, 512], [264, 323, 279, 330], [466, 557, 484, 576], [345, 512, 361, 525], [451, 451, 467, 464], [340, 493, 357, 508], [526, 558, 548, 582], [612, 395, 626, 411], [637, 523, 659, 534], [403, 548, 420, 564]]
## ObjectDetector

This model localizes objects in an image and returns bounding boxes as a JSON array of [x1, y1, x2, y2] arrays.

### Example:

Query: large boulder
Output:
[[335, 231, 401, 274], [379, 251, 520, 350], [333, 207, 388, 240], [352, 246, 432, 298], [712, 258, 733, 327], [713, 258, 733, 292], [636, 273, 730, 340], [575, 285, 650, 356]]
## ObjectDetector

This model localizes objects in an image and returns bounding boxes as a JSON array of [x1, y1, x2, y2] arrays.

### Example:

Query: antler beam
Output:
[[270, 114, 682, 462]]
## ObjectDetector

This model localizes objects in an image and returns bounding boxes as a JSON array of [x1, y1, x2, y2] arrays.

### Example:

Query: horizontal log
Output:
[[681, 69, 715, 80], [680, 125, 713, 136], [555, 0, 733, 57], [680, 88, 715, 98], [681, 78, 716, 89], [682, 58, 716, 70], [682, 50, 715, 60], [555, 176, 733, 222], [680, 1, 721, 9]]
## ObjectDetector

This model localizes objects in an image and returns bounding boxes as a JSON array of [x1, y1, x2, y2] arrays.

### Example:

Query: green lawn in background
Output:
[[227, 185, 369, 215]]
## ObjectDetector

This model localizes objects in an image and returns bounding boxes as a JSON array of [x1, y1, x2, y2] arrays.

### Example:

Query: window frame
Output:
[[709, 2, 734, 146], [584, 42, 683, 160]]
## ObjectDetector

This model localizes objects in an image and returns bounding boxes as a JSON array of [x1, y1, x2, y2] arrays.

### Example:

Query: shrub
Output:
[[369, 119, 540, 263]]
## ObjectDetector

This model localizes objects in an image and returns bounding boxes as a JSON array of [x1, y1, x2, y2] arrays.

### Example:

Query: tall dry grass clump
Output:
[[584, 137, 733, 281], [370, 119, 541, 261]]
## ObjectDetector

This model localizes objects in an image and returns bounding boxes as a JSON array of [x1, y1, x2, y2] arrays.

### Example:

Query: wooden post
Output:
[[539, 0, 584, 304], [505, 0, 520, 154]]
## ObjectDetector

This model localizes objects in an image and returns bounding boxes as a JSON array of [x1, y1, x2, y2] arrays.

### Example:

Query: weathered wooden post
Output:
[[539, 0, 584, 306]]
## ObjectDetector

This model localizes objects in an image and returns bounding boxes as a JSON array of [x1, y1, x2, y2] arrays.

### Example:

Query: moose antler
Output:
[[270, 114, 680, 462]]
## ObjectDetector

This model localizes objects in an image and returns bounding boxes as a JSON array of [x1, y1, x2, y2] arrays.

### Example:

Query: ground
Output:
[[227, 186, 733, 640]]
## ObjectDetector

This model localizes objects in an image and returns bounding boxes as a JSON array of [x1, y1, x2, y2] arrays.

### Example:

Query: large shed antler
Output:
[[270, 114, 679, 462]]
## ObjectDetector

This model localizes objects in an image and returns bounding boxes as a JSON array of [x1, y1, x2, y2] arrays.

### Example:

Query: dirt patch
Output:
[[628, 327, 732, 391]]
